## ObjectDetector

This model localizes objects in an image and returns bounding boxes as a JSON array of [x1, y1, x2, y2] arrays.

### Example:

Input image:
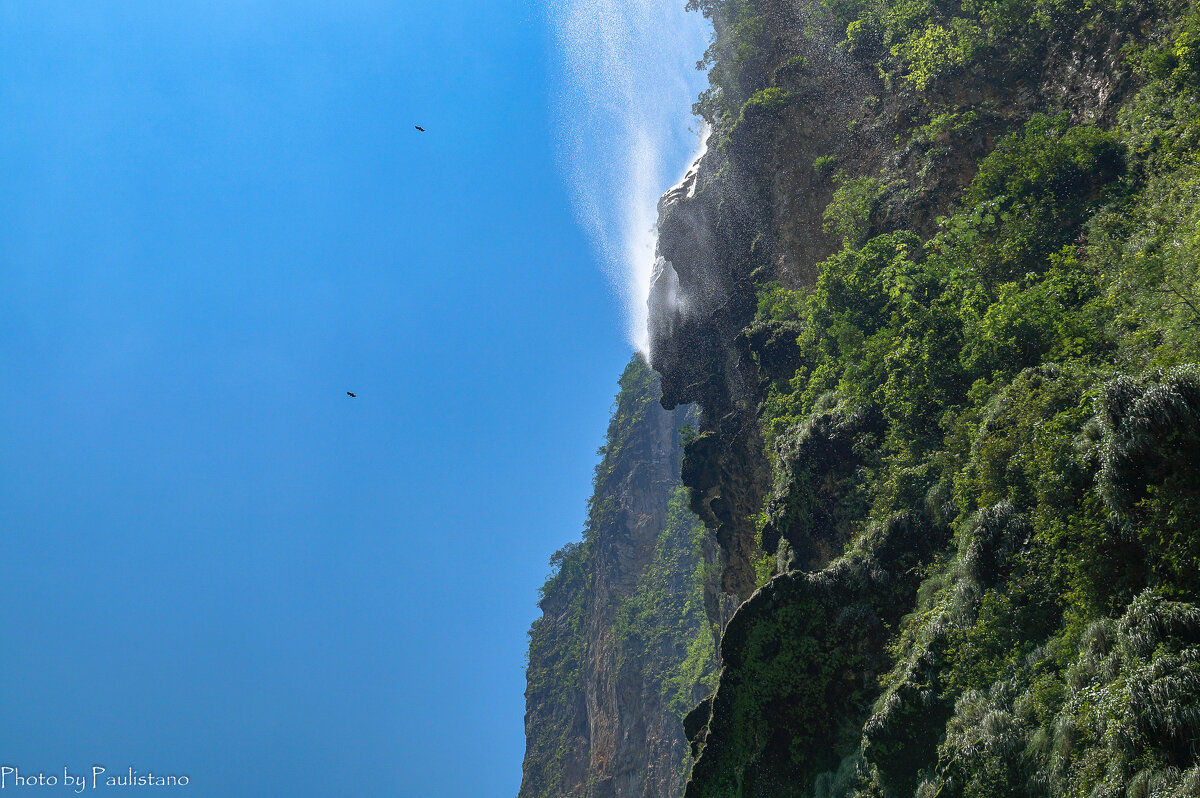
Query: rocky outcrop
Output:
[[648, 1, 888, 597], [519, 356, 728, 798]]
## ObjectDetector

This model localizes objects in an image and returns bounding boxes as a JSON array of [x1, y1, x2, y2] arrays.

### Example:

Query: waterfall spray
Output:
[[549, 0, 711, 354]]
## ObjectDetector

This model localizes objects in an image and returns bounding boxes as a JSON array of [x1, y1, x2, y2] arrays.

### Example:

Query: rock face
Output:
[[523, 0, 1200, 794], [648, 2, 890, 598], [518, 356, 727, 798], [642, 0, 1200, 795]]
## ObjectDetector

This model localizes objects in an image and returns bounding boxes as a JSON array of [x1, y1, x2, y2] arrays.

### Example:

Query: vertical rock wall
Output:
[[519, 356, 727, 798]]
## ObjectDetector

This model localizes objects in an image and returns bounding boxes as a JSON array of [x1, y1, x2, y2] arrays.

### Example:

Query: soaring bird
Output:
[[414, 125, 425, 132], [346, 392, 357, 398]]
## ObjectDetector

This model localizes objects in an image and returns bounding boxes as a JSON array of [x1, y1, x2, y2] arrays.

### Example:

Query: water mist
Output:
[[549, 0, 711, 354]]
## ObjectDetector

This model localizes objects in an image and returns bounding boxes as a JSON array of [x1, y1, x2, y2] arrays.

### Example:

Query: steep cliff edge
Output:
[[519, 356, 729, 798], [647, 0, 1200, 795]]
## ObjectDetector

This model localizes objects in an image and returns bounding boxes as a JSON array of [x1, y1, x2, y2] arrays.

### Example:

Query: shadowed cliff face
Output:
[[648, 1, 881, 597], [519, 356, 730, 798], [648, 152, 777, 598]]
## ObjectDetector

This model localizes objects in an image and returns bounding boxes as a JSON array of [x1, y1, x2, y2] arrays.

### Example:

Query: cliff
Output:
[[644, 0, 1200, 796], [519, 356, 729, 798]]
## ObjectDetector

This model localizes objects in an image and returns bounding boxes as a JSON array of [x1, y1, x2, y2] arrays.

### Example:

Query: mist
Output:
[[548, 0, 711, 353]]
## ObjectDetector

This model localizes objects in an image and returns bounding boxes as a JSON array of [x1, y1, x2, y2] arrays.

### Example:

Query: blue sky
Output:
[[0, 1, 706, 796]]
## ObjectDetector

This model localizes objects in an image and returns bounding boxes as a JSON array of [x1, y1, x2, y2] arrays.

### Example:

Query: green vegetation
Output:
[[823, 175, 889, 246], [674, 1, 1200, 796], [520, 357, 720, 798], [688, 0, 769, 121], [613, 486, 721, 721], [731, 98, 1200, 794], [813, 154, 839, 178], [522, 358, 659, 798], [688, 512, 945, 797]]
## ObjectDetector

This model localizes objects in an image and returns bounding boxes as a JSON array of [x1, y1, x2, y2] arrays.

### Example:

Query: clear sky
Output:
[[0, 1, 705, 796]]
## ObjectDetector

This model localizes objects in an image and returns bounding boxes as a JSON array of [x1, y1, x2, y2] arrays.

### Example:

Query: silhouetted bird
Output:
[[414, 125, 425, 132], [346, 392, 357, 398]]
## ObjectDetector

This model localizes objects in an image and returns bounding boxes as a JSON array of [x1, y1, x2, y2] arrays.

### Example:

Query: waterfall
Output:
[[548, 0, 710, 354]]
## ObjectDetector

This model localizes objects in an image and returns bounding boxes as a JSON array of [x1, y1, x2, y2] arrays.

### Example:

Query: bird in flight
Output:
[[414, 125, 425, 132], [346, 392, 357, 398]]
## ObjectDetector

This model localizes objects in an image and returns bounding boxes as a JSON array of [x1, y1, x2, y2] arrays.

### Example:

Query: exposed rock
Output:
[[641, 0, 1198, 796], [519, 356, 730, 798]]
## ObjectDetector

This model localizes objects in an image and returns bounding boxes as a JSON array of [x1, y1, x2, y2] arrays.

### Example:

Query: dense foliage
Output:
[[672, 0, 1200, 796]]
